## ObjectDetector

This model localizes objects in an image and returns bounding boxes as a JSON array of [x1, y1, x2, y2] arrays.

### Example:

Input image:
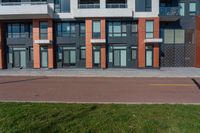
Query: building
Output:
[[0, 0, 199, 69]]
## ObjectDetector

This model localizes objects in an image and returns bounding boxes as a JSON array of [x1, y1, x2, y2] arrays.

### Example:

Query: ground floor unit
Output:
[[0, 17, 199, 69]]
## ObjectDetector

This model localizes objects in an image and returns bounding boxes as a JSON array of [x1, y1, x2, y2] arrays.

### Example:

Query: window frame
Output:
[[145, 21, 154, 39], [189, 2, 197, 16], [56, 22, 76, 37], [92, 20, 101, 39], [39, 22, 48, 40], [108, 21, 127, 37]]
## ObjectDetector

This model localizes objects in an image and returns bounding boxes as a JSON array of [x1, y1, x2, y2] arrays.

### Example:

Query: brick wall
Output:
[[0, 23, 5, 69], [138, 18, 160, 68]]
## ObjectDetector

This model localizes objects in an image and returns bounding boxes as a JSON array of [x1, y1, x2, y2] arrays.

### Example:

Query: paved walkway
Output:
[[0, 67, 200, 77], [0, 77, 200, 104]]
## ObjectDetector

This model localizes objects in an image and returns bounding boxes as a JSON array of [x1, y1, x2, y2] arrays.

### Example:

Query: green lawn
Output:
[[0, 103, 200, 133]]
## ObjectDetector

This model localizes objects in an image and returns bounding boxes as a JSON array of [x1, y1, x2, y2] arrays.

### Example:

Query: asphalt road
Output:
[[0, 76, 200, 104]]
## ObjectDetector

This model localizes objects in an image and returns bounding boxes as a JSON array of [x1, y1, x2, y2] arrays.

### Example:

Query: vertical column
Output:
[[138, 18, 160, 68], [47, 19, 54, 69], [100, 19, 106, 69], [0, 23, 5, 69], [196, 16, 200, 68], [138, 18, 146, 68], [85, 19, 93, 69], [32, 19, 41, 69], [153, 18, 160, 68]]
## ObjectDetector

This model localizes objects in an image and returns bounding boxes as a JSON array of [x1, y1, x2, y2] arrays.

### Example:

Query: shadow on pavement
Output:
[[0, 77, 47, 85]]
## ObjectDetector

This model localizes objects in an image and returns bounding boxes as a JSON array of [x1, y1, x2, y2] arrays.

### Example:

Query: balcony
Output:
[[78, 3, 100, 9], [106, 0, 127, 8], [106, 3, 127, 8], [159, 7, 181, 21], [0, 1, 53, 20]]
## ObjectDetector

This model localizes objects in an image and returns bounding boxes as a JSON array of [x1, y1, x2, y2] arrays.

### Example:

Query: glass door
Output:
[[146, 46, 153, 67], [62, 47, 76, 67], [13, 48, 26, 68], [93, 46, 101, 68], [113, 47, 127, 67], [40, 47, 48, 68]]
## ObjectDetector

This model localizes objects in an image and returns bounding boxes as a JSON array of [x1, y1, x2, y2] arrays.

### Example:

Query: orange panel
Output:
[[0, 23, 5, 69], [138, 18, 146, 68], [196, 16, 200, 67], [85, 19, 93, 69]]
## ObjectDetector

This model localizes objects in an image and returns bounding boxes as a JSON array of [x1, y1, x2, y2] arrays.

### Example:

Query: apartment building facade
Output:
[[0, 0, 199, 69]]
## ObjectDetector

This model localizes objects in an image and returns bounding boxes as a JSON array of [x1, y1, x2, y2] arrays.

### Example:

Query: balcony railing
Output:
[[160, 7, 180, 16], [106, 3, 127, 8], [0, 1, 47, 6], [78, 4, 100, 9]]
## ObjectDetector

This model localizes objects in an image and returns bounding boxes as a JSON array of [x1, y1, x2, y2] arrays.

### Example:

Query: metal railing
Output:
[[0, 1, 47, 6], [106, 3, 127, 8], [78, 3, 100, 9], [160, 7, 180, 16]]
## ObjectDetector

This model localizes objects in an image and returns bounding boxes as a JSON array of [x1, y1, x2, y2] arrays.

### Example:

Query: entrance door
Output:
[[41, 47, 48, 68], [93, 46, 101, 68], [113, 47, 127, 67], [63, 47, 76, 67], [146, 46, 153, 67], [13, 48, 26, 68]]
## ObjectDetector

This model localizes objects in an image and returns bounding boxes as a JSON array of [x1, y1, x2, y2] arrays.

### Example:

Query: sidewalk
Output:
[[0, 67, 200, 77]]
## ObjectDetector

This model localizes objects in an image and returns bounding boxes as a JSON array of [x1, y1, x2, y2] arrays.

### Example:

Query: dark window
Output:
[[135, 0, 152, 12], [54, 0, 70, 13], [108, 22, 127, 37], [40, 22, 48, 39], [7, 23, 32, 38], [56, 22, 76, 37], [80, 23, 85, 37], [131, 23, 138, 33], [131, 47, 137, 60], [92, 20, 101, 38], [80, 47, 86, 60]]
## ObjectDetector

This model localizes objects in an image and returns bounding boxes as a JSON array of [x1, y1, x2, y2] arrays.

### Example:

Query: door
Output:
[[41, 47, 48, 68], [113, 47, 127, 67], [13, 51, 20, 68], [13, 48, 26, 68], [62, 47, 76, 67], [93, 46, 101, 68], [146, 46, 153, 67]]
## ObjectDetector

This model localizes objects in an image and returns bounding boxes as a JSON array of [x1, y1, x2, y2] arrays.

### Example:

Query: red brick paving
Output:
[[0, 77, 200, 104]]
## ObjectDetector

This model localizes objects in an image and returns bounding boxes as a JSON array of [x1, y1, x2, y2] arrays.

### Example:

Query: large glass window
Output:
[[179, 3, 185, 16], [80, 46, 86, 60], [163, 29, 185, 44], [189, 3, 196, 16], [40, 22, 48, 39], [56, 22, 76, 37], [92, 20, 101, 38], [146, 21, 154, 39], [131, 23, 138, 33], [80, 23, 85, 37], [7, 23, 32, 38], [54, 0, 70, 13], [135, 0, 152, 12], [108, 22, 127, 37]]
